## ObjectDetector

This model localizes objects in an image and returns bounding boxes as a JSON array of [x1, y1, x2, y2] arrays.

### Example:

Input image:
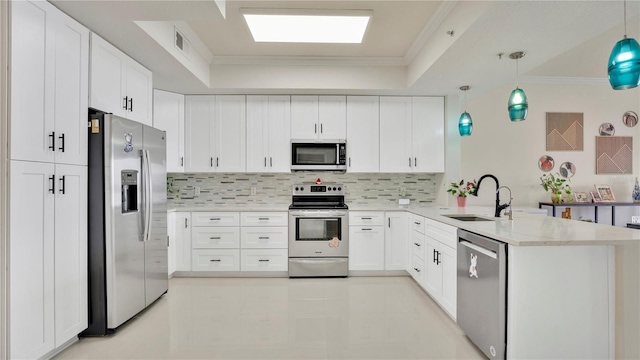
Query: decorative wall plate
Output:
[[599, 123, 615, 136], [559, 162, 576, 178], [538, 155, 554, 172], [623, 111, 638, 127]]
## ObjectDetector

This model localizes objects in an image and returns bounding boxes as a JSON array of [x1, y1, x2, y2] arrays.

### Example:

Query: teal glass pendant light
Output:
[[508, 51, 528, 122], [608, 0, 640, 90], [458, 85, 472, 136]]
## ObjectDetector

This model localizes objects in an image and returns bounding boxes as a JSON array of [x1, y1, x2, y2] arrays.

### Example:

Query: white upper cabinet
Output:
[[153, 90, 185, 173], [379, 96, 444, 173], [246, 95, 291, 172], [346, 96, 379, 172], [291, 96, 346, 140], [412, 97, 445, 173], [185, 95, 246, 172], [10, 0, 88, 166], [90, 33, 153, 125]]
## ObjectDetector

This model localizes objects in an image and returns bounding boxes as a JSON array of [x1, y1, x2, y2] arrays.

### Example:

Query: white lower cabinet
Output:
[[168, 212, 191, 275], [9, 160, 87, 359], [349, 212, 385, 270], [240, 212, 289, 272], [384, 212, 407, 270], [422, 218, 457, 319], [191, 212, 240, 271]]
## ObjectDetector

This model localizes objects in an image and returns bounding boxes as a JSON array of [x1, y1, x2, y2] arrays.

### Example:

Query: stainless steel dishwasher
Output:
[[457, 229, 507, 359]]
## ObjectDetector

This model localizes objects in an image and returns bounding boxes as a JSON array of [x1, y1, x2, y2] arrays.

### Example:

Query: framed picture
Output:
[[590, 191, 603, 203], [574, 192, 590, 203], [595, 185, 616, 202]]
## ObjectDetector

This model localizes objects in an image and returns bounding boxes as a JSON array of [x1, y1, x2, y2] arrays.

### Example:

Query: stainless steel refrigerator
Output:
[[83, 111, 168, 336]]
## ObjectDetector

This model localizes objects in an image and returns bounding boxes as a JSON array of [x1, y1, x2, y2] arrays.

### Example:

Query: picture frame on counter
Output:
[[595, 185, 615, 202], [590, 191, 603, 203], [574, 192, 590, 203]]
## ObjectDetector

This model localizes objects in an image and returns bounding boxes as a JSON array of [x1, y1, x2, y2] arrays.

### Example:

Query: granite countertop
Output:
[[169, 204, 640, 246]]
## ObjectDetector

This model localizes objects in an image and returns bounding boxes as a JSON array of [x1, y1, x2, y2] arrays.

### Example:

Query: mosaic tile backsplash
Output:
[[167, 173, 437, 208]]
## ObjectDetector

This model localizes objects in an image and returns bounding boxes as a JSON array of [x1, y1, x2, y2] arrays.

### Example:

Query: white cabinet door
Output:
[[424, 236, 442, 298], [291, 95, 319, 139], [318, 96, 347, 139], [246, 95, 270, 172], [384, 212, 407, 270], [168, 213, 176, 275], [10, 0, 88, 166], [174, 212, 192, 271], [185, 96, 214, 172], [247, 95, 291, 172], [348, 226, 385, 270], [214, 95, 246, 172], [90, 33, 126, 117], [10, 160, 55, 360], [412, 97, 444, 173], [54, 164, 88, 346], [439, 244, 457, 319], [379, 97, 412, 173], [125, 59, 153, 126], [267, 96, 291, 172], [346, 96, 379, 172], [153, 90, 185, 173]]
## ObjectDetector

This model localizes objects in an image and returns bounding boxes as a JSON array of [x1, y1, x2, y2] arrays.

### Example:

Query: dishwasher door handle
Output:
[[459, 240, 497, 259]]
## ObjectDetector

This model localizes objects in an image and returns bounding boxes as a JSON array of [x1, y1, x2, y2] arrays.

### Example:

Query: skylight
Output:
[[241, 9, 371, 44]]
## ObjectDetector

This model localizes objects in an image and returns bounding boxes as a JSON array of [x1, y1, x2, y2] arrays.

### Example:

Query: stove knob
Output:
[[300, 186, 304, 191], [333, 187, 337, 191], [338, 187, 342, 191], [295, 187, 299, 191], [327, 187, 332, 191]]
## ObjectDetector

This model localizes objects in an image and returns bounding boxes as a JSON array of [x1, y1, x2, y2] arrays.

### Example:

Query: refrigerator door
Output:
[[105, 115, 146, 328], [143, 125, 168, 305]]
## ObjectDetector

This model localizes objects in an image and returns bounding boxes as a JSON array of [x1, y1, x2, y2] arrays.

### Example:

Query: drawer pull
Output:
[[361, 217, 372, 220], [258, 259, 270, 262], [414, 242, 421, 247], [210, 237, 221, 240], [209, 259, 221, 262], [361, 228, 372, 231], [258, 236, 270, 240], [210, 218, 221, 221], [414, 221, 421, 225], [414, 268, 421, 273], [258, 217, 269, 220]]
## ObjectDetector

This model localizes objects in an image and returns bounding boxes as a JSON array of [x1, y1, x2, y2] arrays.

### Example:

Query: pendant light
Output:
[[508, 51, 528, 122], [608, 0, 640, 90], [458, 85, 472, 136]]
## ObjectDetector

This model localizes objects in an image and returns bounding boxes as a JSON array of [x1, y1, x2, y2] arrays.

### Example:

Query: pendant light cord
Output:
[[624, 0, 628, 38], [464, 89, 467, 112], [516, 58, 519, 88]]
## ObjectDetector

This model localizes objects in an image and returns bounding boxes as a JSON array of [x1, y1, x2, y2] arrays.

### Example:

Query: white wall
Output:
[[0, 0, 7, 357], [460, 82, 640, 223]]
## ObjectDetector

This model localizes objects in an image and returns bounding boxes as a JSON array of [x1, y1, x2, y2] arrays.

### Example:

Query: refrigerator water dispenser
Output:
[[121, 170, 138, 213]]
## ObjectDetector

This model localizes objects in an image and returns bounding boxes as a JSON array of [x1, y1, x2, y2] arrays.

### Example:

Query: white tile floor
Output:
[[55, 276, 485, 359]]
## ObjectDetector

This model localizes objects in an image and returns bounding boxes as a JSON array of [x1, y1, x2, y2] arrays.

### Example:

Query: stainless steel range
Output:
[[288, 184, 349, 277]]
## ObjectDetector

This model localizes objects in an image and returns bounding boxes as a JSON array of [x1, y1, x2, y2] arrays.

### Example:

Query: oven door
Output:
[[288, 210, 348, 257]]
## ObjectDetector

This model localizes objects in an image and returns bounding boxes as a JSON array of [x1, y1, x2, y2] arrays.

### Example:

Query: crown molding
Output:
[[210, 55, 406, 67], [404, 0, 457, 64]]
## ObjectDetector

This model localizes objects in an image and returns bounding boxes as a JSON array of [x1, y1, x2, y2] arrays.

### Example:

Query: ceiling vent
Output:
[[174, 27, 191, 58]]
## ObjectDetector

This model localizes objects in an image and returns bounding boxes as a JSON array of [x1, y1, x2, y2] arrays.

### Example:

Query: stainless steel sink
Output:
[[442, 215, 495, 221]]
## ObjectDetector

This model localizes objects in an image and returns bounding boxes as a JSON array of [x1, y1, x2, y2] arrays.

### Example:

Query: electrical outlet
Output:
[[194, 186, 200, 196], [251, 186, 257, 195]]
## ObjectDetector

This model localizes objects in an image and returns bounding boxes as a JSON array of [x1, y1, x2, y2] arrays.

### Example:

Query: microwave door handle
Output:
[[336, 144, 340, 165]]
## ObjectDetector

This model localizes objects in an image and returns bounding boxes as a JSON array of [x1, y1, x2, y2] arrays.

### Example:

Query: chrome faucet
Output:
[[497, 186, 513, 220], [471, 174, 504, 217]]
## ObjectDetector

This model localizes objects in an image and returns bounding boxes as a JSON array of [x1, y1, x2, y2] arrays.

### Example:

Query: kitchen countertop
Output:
[[169, 204, 640, 246]]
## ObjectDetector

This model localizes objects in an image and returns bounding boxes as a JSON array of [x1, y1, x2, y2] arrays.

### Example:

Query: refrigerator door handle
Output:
[[142, 149, 153, 242]]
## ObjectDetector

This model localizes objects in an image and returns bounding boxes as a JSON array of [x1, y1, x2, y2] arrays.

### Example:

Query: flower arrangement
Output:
[[540, 172, 572, 203], [446, 179, 477, 198]]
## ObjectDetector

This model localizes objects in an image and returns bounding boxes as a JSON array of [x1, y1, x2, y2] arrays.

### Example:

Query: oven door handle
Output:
[[289, 210, 348, 217], [289, 258, 348, 264]]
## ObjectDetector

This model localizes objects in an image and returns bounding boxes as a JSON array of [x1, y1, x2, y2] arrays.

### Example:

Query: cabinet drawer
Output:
[[192, 227, 240, 248], [191, 212, 240, 227], [241, 249, 288, 271], [241, 227, 288, 248], [349, 211, 385, 226], [241, 212, 288, 227], [425, 219, 457, 249], [410, 255, 425, 284], [411, 215, 425, 234], [191, 249, 240, 271], [411, 231, 425, 259]]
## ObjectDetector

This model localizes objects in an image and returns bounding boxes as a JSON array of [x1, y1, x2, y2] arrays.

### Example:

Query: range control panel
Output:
[[292, 184, 345, 196]]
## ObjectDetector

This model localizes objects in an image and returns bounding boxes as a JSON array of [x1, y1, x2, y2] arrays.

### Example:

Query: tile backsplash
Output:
[[167, 172, 437, 208]]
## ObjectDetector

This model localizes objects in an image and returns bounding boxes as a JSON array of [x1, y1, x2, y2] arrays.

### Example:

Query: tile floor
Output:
[[55, 276, 485, 359]]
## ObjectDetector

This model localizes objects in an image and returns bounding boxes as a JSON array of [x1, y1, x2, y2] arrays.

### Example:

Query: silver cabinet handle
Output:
[[180, 157, 184, 167], [49, 175, 55, 194], [349, 157, 351, 167], [210, 157, 213, 167], [321, 123, 323, 133], [216, 157, 219, 167], [258, 259, 270, 262], [409, 157, 412, 167], [361, 217, 372, 220], [184, 218, 188, 228], [315, 124, 317, 133], [270, 157, 273, 167], [388, 218, 391, 228], [49, 132, 55, 151], [258, 236, 270, 240], [258, 217, 269, 220], [414, 221, 421, 225], [210, 217, 221, 221], [209, 236, 221, 240], [264, 157, 267, 167], [414, 242, 421, 247], [58, 133, 65, 152], [129, 97, 133, 112], [123, 96, 128, 110], [59, 175, 66, 194], [414, 268, 421, 273], [209, 259, 221, 262]]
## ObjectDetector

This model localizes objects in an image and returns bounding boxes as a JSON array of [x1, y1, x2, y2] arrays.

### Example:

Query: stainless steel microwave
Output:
[[291, 140, 347, 171]]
